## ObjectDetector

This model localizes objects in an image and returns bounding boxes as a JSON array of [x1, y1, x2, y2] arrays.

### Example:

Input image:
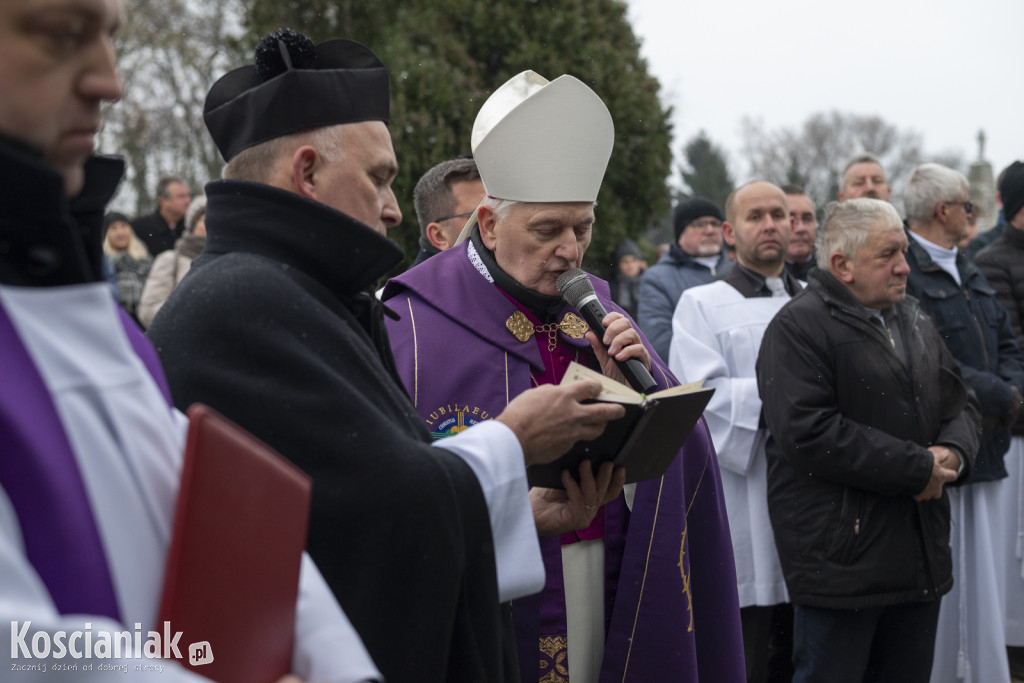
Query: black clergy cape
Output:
[[147, 179, 510, 683]]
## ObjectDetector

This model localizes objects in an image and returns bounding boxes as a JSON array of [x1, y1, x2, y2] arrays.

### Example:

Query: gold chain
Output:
[[535, 323, 561, 352]]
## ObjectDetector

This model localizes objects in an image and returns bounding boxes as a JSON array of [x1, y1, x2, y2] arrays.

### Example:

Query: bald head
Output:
[[723, 181, 792, 277]]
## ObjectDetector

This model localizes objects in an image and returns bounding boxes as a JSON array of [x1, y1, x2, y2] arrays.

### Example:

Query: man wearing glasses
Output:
[[637, 196, 732, 362], [410, 156, 485, 266], [903, 163, 1024, 683]]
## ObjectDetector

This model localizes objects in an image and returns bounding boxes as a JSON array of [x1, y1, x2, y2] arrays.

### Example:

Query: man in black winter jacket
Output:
[[757, 198, 979, 683]]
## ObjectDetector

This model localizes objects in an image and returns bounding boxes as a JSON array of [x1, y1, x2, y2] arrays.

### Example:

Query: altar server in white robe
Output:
[[669, 181, 800, 683]]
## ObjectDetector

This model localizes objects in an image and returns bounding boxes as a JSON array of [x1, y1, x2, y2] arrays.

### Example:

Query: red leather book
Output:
[[157, 404, 313, 682]]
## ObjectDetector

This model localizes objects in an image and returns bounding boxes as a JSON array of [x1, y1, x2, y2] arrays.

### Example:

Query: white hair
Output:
[[480, 196, 522, 222], [817, 198, 903, 275], [903, 163, 969, 224]]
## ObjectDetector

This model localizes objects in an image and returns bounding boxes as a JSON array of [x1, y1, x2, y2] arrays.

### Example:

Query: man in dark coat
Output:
[[757, 198, 979, 682], [147, 31, 624, 683], [903, 162, 1024, 680], [131, 176, 190, 256]]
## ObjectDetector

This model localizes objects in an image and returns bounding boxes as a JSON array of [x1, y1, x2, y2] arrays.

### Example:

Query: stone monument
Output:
[[969, 129, 998, 232]]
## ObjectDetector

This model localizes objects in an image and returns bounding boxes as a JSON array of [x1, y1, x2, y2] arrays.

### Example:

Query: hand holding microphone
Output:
[[556, 268, 658, 394]]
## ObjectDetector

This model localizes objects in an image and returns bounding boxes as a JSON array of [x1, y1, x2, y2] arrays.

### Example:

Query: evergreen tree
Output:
[[242, 0, 672, 279], [679, 130, 734, 210]]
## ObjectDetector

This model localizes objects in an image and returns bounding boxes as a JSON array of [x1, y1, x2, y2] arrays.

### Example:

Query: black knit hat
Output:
[[615, 238, 641, 262], [673, 197, 724, 241], [204, 29, 390, 163], [1000, 161, 1024, 224], [102, 212, 130, 231]]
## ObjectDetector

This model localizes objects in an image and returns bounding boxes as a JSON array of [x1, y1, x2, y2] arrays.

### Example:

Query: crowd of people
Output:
[[2, 1, 1022, 682]]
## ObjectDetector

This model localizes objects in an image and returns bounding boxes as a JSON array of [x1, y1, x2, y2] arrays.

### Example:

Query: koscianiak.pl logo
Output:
[[10, 622, 214, 672]]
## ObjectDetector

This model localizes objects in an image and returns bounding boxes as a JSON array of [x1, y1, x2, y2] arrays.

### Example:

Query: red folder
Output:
[[157, 404, 313, 682]]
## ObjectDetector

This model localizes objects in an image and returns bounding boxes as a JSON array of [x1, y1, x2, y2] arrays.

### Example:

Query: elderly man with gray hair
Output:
[[756, 198, 978, 682], [902, 162, 1024, 683], [409, 156, 485, 266]]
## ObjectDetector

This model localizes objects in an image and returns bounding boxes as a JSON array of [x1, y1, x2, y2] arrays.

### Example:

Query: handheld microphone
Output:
[[556, 268, 658, 394]]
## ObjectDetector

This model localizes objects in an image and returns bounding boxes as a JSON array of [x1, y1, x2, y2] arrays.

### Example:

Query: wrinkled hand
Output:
[[929, 445, 961, 474], [531, 461, 626, 536], [585, 312, 652, 386], [496, 380, 626, 466], [914, 448, 959, 501]]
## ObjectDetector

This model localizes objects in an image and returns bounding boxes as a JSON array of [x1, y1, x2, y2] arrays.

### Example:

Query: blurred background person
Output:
[[138, 195, 207, 327], [609, 238, 645, 318], [103, 212, 152, 324], [837, 154, 892, 202], [132, 176, 190, 256], [782, 185, 817, 281], [957, 205, 983, 253]]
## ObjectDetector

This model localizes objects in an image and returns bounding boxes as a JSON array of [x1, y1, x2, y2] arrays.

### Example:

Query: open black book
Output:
[[526, 362, 715, 489]]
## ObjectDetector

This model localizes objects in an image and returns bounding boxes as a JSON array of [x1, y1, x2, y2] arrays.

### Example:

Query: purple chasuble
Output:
[[0, 303, 172, 622], [383, 242, 746, 682]]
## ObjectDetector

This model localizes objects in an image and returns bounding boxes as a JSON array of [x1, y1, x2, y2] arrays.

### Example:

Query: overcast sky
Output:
[[624, 0, 1023, 191]]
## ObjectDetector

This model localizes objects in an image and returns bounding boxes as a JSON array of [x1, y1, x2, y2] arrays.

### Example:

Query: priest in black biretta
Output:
[[204, 29, 390, 163], [148, 28, 564, 683]]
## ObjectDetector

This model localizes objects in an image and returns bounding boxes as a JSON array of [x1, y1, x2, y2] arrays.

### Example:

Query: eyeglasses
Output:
[[432, 210, 474, 223], [946, 200, 973, 214], [686, 219, 723, 230]]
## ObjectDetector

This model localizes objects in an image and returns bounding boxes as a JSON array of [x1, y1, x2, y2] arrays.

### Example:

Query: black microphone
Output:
[[556, 268, 658, 394]]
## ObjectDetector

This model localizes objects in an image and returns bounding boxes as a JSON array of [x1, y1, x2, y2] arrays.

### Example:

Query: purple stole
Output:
[[0, 302, 172, 622], [501, 293, 628, 683]]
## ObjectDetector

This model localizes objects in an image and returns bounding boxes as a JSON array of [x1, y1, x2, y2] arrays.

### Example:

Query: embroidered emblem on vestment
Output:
[[425, 403, 488, 439]]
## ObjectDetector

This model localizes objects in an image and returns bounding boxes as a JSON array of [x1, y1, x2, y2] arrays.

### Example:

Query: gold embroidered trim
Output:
[[407, 298, 419, 408], [538, 636, 569, 683], [506, 311, 588, 351], [678, 529, 694, 632], [622, 476, 666, 680]]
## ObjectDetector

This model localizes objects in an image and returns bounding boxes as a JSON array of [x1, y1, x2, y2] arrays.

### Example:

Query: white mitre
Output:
[[454, 70, 615, 245]]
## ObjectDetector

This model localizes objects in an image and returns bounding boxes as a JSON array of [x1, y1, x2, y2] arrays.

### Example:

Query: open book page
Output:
[[560, 361, 704, 403]]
